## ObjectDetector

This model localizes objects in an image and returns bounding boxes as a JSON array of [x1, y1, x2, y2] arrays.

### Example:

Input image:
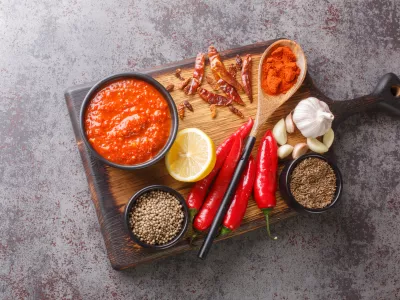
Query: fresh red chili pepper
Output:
[[197, 87, 231, 106], [241, 54, 253, 103], [254, 130, 278, 240], [193, 136, 243, 232], [217, 79, 245, 106], [220, 155, 256, 235], [186, 117, 254, 222]]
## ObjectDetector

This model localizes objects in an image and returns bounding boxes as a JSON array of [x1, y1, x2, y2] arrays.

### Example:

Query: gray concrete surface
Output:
[[1, 0, 399, 299]]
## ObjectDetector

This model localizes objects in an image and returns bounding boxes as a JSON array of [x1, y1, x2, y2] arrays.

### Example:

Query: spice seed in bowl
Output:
[[290, 158, 336, 209], [129, 190, 184, 245]]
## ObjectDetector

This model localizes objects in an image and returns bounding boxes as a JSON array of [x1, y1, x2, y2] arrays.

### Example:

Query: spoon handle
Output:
[[198, 136, 256, 260]]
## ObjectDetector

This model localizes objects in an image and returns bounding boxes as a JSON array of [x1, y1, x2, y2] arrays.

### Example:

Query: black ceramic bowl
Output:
[[124, 185, 189, 249], [279, 153, 343, 213], [79, 72, 178, 170]]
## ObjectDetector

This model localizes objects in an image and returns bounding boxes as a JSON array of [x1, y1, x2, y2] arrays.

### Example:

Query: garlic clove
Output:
[[278, 144, 294, 159], [307, 138, 329, 154], [323, 128, 334, 148], [272, 118, 287, 146], [292, 143, 309, 159], [285, 112, 295, 134], [293, 97, 334, 138]]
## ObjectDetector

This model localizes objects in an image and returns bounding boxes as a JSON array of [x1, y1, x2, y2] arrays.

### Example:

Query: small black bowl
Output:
[[124, 185, 189, 249], [79, 72, 178, 170], [279, 153, 343, 213]]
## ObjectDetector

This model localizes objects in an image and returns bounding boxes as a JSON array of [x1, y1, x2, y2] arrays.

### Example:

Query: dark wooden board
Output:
[[65, 40, 400, 270]]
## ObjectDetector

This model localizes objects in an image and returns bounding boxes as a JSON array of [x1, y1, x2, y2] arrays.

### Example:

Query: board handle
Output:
[[328, 73, 400, 126]]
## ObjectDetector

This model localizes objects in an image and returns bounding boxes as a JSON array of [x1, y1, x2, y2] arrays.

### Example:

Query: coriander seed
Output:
[[290, 158, 336, 209]]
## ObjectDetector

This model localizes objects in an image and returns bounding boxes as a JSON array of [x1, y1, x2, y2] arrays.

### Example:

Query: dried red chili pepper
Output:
[[183, 100, 193, 112], [186, 118, 253, 224], [175, 68, 184, 81], [236, 54, 243, 70], [179, 77, 191, 90], [208, 46, 243, 92], [177, 103, 185, 120], [217, 79, 245, 106], [205, 75, 219, 91], [184, 78, 198, 95], [193, 53, 206, 82], [228, 104, 244, 118], [165, 84, 174, 92], [183, 80, 194, 94], [197, 87, 231, 106], [210, 104, 217, 119], [193, 137, 243, 232], [242, 54, 253, 103], [228, 64, 237, 78], [254, 130, 278, 240], [185, 53, 206, 95], [208, 47, 244, 105], [220, 155, 256, 235]]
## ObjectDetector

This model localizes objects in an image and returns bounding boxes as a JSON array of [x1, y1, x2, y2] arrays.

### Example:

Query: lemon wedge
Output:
[[166, 128, 216, 182]]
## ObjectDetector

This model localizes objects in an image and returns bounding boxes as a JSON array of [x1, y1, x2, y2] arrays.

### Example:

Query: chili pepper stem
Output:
[[189, 233, 198, 246], [220, 226, 231, 236], [188, 209, 199, 246], [189, 209, 197, 224], [262, 209, 278, 240]]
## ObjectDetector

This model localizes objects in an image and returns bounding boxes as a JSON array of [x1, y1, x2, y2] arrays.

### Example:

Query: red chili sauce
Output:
[[84, 79, 171, 165]]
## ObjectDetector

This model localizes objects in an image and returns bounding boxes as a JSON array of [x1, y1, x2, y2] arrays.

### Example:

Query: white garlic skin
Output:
[[293, 97, 334, 138]]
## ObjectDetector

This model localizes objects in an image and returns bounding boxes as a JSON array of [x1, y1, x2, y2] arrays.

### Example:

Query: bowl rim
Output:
[[79, 72, 179, 170], [283, 153, 343, 213], [123, 185, 189, 249]]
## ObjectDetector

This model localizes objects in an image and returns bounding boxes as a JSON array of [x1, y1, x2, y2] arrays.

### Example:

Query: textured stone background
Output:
[[1, 0, 399, 299]]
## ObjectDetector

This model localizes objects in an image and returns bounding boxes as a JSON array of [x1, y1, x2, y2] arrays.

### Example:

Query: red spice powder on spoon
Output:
[[261, 46, 301, 95]]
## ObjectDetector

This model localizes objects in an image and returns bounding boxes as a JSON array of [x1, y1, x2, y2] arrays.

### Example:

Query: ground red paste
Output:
[[85, 79, 171, 165], [261, 46, 301, 95]]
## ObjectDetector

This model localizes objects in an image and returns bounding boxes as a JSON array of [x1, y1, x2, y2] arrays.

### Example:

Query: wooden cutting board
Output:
[[65, 39, 400, 270]]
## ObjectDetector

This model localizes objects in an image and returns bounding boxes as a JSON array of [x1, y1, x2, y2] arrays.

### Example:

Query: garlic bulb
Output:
[[293, 97, 334, 138]]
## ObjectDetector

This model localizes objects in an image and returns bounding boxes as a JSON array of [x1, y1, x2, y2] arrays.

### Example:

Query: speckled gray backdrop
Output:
[[0, 0, 399, 299]]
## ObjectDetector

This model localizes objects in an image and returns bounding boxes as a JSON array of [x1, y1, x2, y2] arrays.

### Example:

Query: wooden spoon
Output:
[[198, 39, 307, 260], [251, 39, 307, 136]]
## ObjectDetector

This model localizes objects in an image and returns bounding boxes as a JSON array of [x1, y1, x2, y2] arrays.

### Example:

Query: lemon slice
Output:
[[166, 128, 216, 182]]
